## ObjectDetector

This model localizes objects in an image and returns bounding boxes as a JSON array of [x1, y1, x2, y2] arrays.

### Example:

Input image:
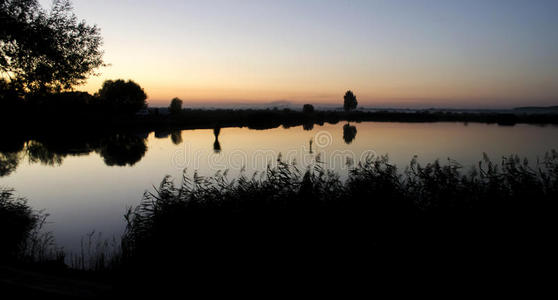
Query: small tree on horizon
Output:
[[169, 97, 183, 115], [343, 90, 358, 111], [303, 104, 314, 113]]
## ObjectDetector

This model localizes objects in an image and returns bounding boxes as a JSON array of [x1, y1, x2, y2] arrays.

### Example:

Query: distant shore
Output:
[[4, 108, 558, 138]]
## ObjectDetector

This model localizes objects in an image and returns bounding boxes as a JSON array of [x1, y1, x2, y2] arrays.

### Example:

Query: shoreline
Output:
[[4, 109, 558, 135]]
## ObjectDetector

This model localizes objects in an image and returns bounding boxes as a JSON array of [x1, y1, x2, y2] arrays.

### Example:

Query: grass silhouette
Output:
[[118, 151, 557, 291], [3, 152, 556, 295]]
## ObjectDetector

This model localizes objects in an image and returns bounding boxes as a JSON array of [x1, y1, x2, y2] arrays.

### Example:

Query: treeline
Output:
[[4, 104, 558, 135], [165, 108, 558, 129], [1, 79, 148, 124]]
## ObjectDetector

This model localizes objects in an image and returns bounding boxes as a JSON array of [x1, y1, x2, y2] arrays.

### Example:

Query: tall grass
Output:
[[0, 188, 63, 264], [121, 151, 557, 280], [69, 231, 122, 272]]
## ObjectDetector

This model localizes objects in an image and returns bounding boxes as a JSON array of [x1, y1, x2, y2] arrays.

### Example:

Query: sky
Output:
[[40, 0, 558, 108]]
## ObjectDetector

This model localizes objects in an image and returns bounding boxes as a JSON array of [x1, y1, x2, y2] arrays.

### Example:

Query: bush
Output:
[[0, 189, 37, 259], [0, 187, 66, 266]]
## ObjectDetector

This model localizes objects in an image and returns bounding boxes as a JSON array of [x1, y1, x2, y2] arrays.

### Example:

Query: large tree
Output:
[[97, 79, 147, 114], [0, 0, 104, 95]]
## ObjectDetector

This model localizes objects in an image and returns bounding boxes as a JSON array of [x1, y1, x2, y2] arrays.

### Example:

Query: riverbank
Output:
[[3, 108, 558, 138]]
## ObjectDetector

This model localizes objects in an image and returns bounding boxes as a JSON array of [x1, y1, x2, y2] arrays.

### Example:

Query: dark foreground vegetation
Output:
[[119, 152, 556, 290], [4, 152, 556, 295]]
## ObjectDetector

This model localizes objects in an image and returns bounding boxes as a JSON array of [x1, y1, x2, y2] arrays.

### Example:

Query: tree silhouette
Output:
[[169, 97, 183, 115], [343, 90, 358, 111], [343, 123, 357, 144], [303, 104, 314, 113], [97, 80, 147, 114], [0, 0, 104, 95]]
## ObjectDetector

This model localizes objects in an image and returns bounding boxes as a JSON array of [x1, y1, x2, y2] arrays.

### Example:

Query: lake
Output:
[[2, 121, 558, 254]]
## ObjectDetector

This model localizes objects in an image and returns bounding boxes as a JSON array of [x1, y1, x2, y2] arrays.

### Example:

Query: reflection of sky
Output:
[[2, 122, 558, 253], [37, 0, 558, 107]]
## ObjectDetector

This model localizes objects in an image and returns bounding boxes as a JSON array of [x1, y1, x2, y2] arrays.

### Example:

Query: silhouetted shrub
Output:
[[0, 189, 37, 259], [97, 80, 147, 114]]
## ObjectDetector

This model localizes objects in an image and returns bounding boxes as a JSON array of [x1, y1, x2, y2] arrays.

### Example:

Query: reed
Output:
[[121, 151, 557, 277], [0, 188, 62, 264]]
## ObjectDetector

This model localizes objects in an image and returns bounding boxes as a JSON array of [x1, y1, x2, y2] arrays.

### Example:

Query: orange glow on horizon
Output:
[[79, 72, 558, 109]]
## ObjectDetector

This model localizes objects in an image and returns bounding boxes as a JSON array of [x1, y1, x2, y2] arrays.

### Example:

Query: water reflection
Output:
[[0, 152, 19, 176], [303, 122, 314, 131], [343, 123, 357, 144], [171, 130, 182, 145], [2, 122, 558, 254], [0, 132, 149, 175], [97, 134, 147, 167], [26, 141, 65, 166], [309, 139, 314, 154], [3, 121, 558, 181], [213, 127, 222, 154], [155, 130, 170, 139]]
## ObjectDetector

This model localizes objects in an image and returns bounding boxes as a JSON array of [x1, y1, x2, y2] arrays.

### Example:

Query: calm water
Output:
[[2, 121, 558, 253]]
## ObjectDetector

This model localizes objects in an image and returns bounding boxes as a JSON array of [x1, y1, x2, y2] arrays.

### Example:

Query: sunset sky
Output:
[[42, 0, 558, 108]]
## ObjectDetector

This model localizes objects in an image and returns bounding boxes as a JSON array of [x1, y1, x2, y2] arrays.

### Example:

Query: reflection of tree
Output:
[[303, 122, 314, 131], [171, 131, 183, 145], [154, 131, 170, 139], [343, 123, 357, 144], [97, 134, 147, 167], [1, 132, 24, 177], [26, 141, 64, 166], [213, 127, 221, 154], [0, 152, 20, 177], [0, 137, 25, 153]]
